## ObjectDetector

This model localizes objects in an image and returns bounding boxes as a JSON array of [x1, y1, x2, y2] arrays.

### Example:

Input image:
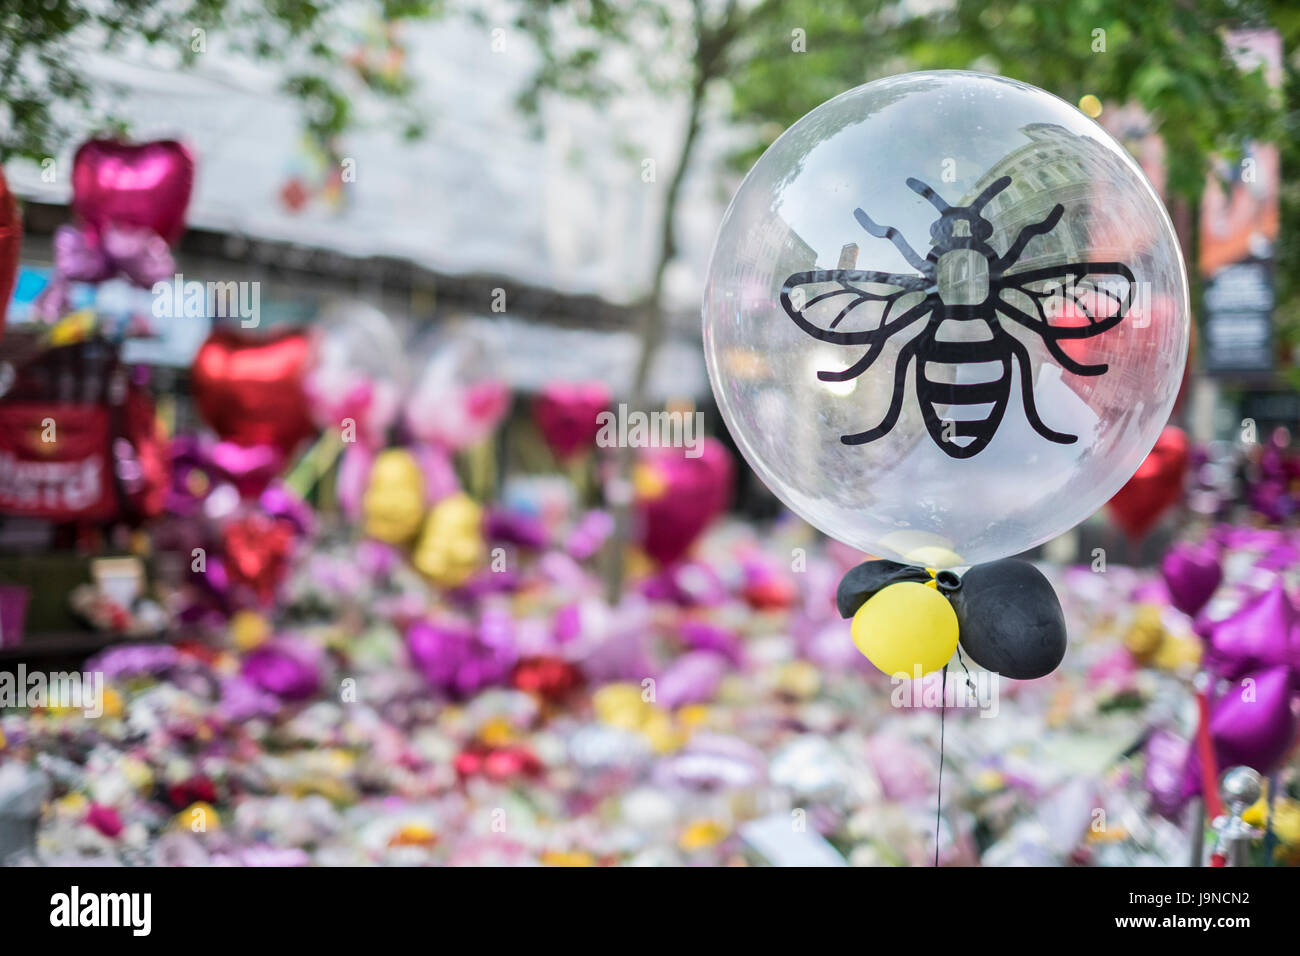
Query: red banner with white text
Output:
[[0, 403, 116, 520]]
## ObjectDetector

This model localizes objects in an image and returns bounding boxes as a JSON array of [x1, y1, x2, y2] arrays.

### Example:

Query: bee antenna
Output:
[[905, 178, 950, 212], [970, 176, 1012, 211]]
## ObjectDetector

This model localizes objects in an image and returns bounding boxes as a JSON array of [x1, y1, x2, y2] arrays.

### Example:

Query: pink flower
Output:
[[86, 803, 124, 838]]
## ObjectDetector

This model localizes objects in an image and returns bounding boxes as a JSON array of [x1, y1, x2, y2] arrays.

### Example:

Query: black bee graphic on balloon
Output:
[[780, 175, 1135, 459]]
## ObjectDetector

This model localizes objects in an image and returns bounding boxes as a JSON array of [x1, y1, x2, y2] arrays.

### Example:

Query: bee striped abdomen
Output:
[[917, 320, 1011, 457]]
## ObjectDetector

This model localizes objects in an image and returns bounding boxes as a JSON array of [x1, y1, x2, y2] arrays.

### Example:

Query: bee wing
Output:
[[994, 262, 1135, 338], [781, 269, 931, 345]]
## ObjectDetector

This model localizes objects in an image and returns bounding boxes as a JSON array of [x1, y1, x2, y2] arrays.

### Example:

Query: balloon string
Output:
[[935, 663, 948, 868], [954, 645, 978, 696]]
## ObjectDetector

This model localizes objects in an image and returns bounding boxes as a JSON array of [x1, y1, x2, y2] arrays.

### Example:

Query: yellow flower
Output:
[[679, 819, 729, 851], [633, 464, 667, 500], [592, 683, 649, 730], [1151, 633, 1201, 671], [677, 704, 713, 730], [541, 850, 595, 867], [56, 793, 88, 814], [479, 716, 514, 747], [1086, 824, 1129, 844], [1272, 799, 1300, 846], [100, 687, 124, 719], [775, 660, 820, 699], [230, 610, 271, 652], [641, 710, 683, 754], [1124, 604, 1166, 659], [121, 757, 153, 793], [175, 801, 219, 832], [388, 823, 438, 848], [593, 682, 682, 751]]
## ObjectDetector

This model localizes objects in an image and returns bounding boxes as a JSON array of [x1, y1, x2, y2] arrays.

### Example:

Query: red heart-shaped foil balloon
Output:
[[72, 139, 195, 244], [0, 165, 20, 338], [222, 513, 296, 606], [191, 329, 317, 456], [1107, 425, 1189, 541]]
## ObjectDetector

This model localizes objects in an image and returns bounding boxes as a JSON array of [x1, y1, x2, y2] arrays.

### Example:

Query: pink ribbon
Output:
[[34, 223, 175, 321]]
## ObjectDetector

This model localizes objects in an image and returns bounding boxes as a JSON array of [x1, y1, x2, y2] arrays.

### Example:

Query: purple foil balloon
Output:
[[1160, 543, 1222, 618], [241, 639, 322, 701], [1207, 666, 1298, 772], [1203, 583, 1299, 681], [406, 618, 514, 698]]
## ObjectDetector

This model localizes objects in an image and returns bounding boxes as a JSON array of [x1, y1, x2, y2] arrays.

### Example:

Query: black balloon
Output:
[[949, 559, 1067, 680], [835, 560, 931, 618]]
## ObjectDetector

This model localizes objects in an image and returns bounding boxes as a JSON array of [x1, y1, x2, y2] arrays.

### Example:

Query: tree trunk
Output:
[[602, 63, 709, 603]]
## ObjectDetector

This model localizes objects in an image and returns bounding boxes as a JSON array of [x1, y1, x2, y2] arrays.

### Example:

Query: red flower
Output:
[[744, 576, 798, 611], [510, 656, 583, 702], [454, 744, 544, 782], [166, 774, 218, 809]]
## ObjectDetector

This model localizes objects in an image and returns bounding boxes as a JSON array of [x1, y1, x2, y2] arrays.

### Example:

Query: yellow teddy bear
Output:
[[412, 492, 486, 587], [362, 449, 427, 545]]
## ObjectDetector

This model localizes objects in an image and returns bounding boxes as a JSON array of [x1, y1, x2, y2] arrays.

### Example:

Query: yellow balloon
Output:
[[363, 449, 427, 544], [850, 581, 958, 677]]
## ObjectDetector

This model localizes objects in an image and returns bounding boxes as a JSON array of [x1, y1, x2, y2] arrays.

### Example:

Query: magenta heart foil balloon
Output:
[[1180, 666, 1299, 798], [532, 382, 611, 460], [1160, 542, 1222, 618], [638, 438, 733, 565], [1209, 666, 1298, 772], [1203, 583, 1300, 681], [72, 139, 195, 244]]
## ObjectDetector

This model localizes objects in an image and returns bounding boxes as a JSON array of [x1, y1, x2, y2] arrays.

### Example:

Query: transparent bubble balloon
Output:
[[703, 71, 1189, 568]]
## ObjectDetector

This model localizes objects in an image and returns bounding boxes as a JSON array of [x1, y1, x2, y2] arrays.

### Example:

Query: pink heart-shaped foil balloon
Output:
[[72, 139, 195, 244], [532, 382, 611, 460], [638, 438, 733, 565]]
